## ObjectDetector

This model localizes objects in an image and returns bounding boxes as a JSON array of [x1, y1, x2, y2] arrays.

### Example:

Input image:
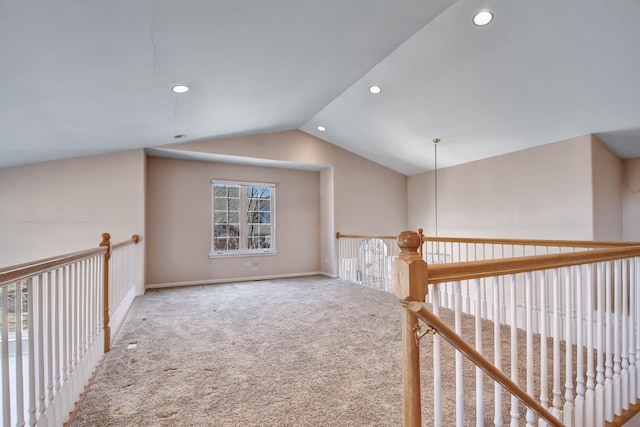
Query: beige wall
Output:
[[408, 135, 595, 239], [145, 157, 321, 285], [623, 157, 640, 241], [0, 150, 146, 293], [333, 151, 407, 236], [320, 167, 336, 276], [157, 130, 408, 281], [591, 135, 623, 240]]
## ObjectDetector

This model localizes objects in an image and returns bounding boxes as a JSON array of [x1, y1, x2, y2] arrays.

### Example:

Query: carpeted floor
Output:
[[70, 276, 560, 426]]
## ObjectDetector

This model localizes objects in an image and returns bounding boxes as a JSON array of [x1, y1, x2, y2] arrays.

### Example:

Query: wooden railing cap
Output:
[[100, 233, 111, 247], [397, 231, 421, 255]]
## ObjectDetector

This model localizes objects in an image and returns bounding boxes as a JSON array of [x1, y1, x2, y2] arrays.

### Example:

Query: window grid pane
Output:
[[212, 182, 274, 253], [247, 185, 272, 250], [212, 184, 241, 252]]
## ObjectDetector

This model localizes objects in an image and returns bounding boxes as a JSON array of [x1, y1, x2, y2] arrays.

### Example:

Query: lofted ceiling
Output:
[[1, 0, 640, 175]]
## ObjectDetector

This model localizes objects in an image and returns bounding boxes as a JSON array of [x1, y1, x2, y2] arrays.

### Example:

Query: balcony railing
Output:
[[0, 233, 140, 426]]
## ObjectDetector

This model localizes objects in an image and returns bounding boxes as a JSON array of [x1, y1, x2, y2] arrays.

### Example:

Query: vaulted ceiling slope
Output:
[[1, 0, 640, 175]]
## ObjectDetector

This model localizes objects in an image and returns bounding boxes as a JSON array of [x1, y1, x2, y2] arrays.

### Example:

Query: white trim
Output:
[[145, 271, 327, 289], [211, 181, 276, 254], [209, 250, 278, 258], [211, 179, 276, 188], [110, 287, 137, 342]]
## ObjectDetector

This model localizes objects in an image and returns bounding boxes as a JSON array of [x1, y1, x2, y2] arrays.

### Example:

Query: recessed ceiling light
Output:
[[369, 85, 382, 95], [317, 126, 326, 132], [473, 10, 494, 26], [174, 134, 186, 139], [172, 85, 190, 93]]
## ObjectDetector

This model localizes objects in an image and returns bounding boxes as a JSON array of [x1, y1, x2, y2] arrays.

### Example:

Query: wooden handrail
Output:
[[0, 235, 141, 287], [335, 232, 397, 240], [112, 234, 141, 250], [426, 245, 640, 284], [421, 235, 640, 249], [405, 300, 564, 427], [0, 247, 107, 287], [336, 230, 640, 249]]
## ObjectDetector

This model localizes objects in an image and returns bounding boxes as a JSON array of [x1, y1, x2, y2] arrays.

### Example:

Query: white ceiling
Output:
[[2, 0, 640, 175]]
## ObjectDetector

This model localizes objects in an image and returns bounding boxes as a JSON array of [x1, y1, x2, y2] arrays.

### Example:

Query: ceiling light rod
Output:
[[433, 138, 440, 241]]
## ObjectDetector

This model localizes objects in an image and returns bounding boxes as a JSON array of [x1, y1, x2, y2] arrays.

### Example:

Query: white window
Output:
[[210, 181, 276, 256]]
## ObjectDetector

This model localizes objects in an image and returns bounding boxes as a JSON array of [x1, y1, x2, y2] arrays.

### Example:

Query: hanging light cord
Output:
[[433, 138, 440, 240]]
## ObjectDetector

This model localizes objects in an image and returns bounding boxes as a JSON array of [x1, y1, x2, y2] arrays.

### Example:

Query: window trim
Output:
[[209, 180, 277, 258]]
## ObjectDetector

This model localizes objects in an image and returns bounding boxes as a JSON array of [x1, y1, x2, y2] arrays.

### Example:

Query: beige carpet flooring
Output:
[[71, 276, 566, 426]]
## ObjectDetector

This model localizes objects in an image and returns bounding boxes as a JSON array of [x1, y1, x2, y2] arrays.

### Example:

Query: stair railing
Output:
[[393, 230, 640, 427]]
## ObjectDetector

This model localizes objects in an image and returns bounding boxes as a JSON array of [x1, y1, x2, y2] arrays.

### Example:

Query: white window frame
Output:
[[209, 180, 277, 258]]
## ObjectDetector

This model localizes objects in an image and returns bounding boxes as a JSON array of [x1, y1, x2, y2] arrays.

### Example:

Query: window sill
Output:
[[209, 250, 278, 259]]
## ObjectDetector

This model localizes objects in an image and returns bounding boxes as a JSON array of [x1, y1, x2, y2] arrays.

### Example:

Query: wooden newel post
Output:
[[392, 231, 429, 427], [100, 233, 112, 353]]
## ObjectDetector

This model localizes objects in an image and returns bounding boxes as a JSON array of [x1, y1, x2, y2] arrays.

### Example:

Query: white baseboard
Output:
[[146, 271, 335, 290], [110, 286, 136, 341]]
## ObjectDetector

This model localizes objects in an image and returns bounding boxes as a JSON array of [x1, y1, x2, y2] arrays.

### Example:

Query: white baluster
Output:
[[476, 279, 484, 426], [630, 258, 637, 404], [347, 238, 352, 282], [585, 264, 595, 427], [442, 277, 450, 310], [75, 261, 83, 400], [636, 258, 640, 400], [533, 268, 539, 333], [76, 259, 83, 398], [54, 268, 62, 426], [28, 277, 37, 426], [450, 281, 455, 311], [46, 270, 55, 423], [482, 277, 487, 319], [552, 269, 563, 420], [525, 272, 534, 426], [575, 266, 585, 426], [82, 259, 88, 361], [613, 260, 621, 416], [510, 275, 520, 427], [596, 262, 605, 427], [433, 284, 442, 426], [501, 275, 507, 325], [621, 258, 629, 410], [71, 263, 79, 401], [2, 284, 10, 427], [61, 266, 70, 422], [37, 274, 46, 422], [539, 271, 549, 417], [347, 238, 352, 281], [605, 261, 613, 422], [455, 281, 464, 427], [493, 277, 502, 427], [16, 281, 26, 426], [564, 268, 574, 426]]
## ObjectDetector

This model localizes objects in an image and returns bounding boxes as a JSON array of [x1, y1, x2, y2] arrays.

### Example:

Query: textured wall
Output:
[[591, 135, 623, 240], [0, 150, 146, 293], [408, 135, 595, 240]]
